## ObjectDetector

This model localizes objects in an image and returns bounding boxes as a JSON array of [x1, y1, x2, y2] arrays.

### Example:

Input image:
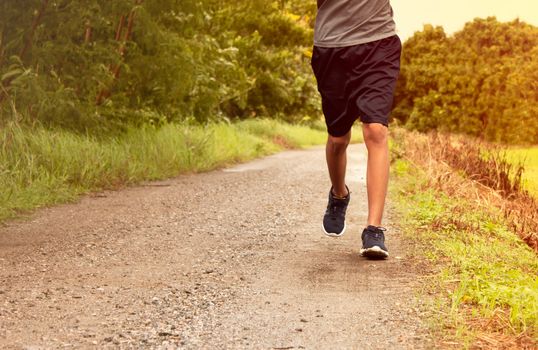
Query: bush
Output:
[[395, 18, 538, 144], [0, 0, 321, 133]]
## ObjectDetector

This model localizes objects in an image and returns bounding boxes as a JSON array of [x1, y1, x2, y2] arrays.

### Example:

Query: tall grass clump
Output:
[[0, 119, 328, 221]]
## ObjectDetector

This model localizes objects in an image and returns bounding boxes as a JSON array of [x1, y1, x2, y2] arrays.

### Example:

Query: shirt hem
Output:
[[313, 31, 397, 48]]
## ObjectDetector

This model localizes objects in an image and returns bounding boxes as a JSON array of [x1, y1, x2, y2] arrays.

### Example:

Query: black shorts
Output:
[[311, 35, 402, 137]]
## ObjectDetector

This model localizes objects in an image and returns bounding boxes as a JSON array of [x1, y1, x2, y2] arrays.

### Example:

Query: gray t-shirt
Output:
[[314, 0, 396, 47]]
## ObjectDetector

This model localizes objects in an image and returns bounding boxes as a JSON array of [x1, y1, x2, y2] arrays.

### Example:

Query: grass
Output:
[[391, 129, 538, 252], [391, 153, 538, 349], [506, 147, 538, 197], [0, 118, 362, 222]]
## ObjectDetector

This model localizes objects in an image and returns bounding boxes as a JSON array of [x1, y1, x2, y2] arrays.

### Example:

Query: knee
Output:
[[327, 134, 350, 154], [362, 123, 388, 147]]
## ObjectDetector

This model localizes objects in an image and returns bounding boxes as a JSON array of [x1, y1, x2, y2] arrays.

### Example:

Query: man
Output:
[[311, 0, 401, 259]]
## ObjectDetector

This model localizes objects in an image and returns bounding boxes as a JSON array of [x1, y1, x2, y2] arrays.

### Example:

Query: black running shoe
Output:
[[360, 225, 389, 259], [322, 186, 350, 237]]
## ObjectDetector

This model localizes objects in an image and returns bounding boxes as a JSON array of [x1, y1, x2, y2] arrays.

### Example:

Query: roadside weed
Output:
[[0, 119, 328, 221]]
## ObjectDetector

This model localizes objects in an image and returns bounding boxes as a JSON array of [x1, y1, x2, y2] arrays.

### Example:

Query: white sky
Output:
[[391, 0, 538, 40]]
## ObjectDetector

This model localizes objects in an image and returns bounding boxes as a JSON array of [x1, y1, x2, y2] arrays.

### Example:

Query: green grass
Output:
[[506, 147, 538, 197], [1, 118, 363, 222], [391, 159, 538, 345]]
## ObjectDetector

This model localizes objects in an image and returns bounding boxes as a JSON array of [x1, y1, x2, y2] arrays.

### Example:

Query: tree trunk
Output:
[[84, 20, 93, 44], [95, 1, 143, 106]]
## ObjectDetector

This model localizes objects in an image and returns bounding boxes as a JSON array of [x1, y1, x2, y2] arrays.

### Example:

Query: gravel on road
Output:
[[0, 144, 433, 349]]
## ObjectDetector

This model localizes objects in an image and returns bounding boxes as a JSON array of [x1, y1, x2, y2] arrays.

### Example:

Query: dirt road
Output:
[[0, 144, 432, 349]]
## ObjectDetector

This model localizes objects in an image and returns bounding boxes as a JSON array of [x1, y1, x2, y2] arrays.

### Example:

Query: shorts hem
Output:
[[327, 129, 352, 137], [327, 123, 355, 137], [359, 116, 389, 127]]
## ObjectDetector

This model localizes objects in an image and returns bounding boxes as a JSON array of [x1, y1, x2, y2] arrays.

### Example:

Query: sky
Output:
[[391, 0, 538, 40]]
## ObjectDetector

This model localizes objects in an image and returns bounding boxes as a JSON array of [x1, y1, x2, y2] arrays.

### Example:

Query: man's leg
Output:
[[326, 130, 351, 198], [362, 123, 389, 227], [322, 130, 352, 237], [359, 123, 390, 258]]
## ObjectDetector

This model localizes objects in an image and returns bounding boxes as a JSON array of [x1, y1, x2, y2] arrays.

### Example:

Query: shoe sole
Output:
[[322, 222, 346, 237], [360, 246, 389, 259]]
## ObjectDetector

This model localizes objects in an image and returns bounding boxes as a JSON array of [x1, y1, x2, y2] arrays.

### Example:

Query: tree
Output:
[[394, 18, 538, 144]]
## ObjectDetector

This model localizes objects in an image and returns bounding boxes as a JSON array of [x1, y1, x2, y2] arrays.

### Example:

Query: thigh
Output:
[[345, 35, 402, 126], [311, 46, 348, 96], [311, 46, 359, 137]]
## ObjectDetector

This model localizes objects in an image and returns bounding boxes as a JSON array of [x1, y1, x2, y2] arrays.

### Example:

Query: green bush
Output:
[[395, 18, 538, 144], [0, 0, 320, 133]]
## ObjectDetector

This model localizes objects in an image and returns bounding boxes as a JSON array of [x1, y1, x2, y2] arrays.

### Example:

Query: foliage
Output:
[[0, 118, 328, 221], [0, 0, 320, 133], [394, 18, 538, 144]]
